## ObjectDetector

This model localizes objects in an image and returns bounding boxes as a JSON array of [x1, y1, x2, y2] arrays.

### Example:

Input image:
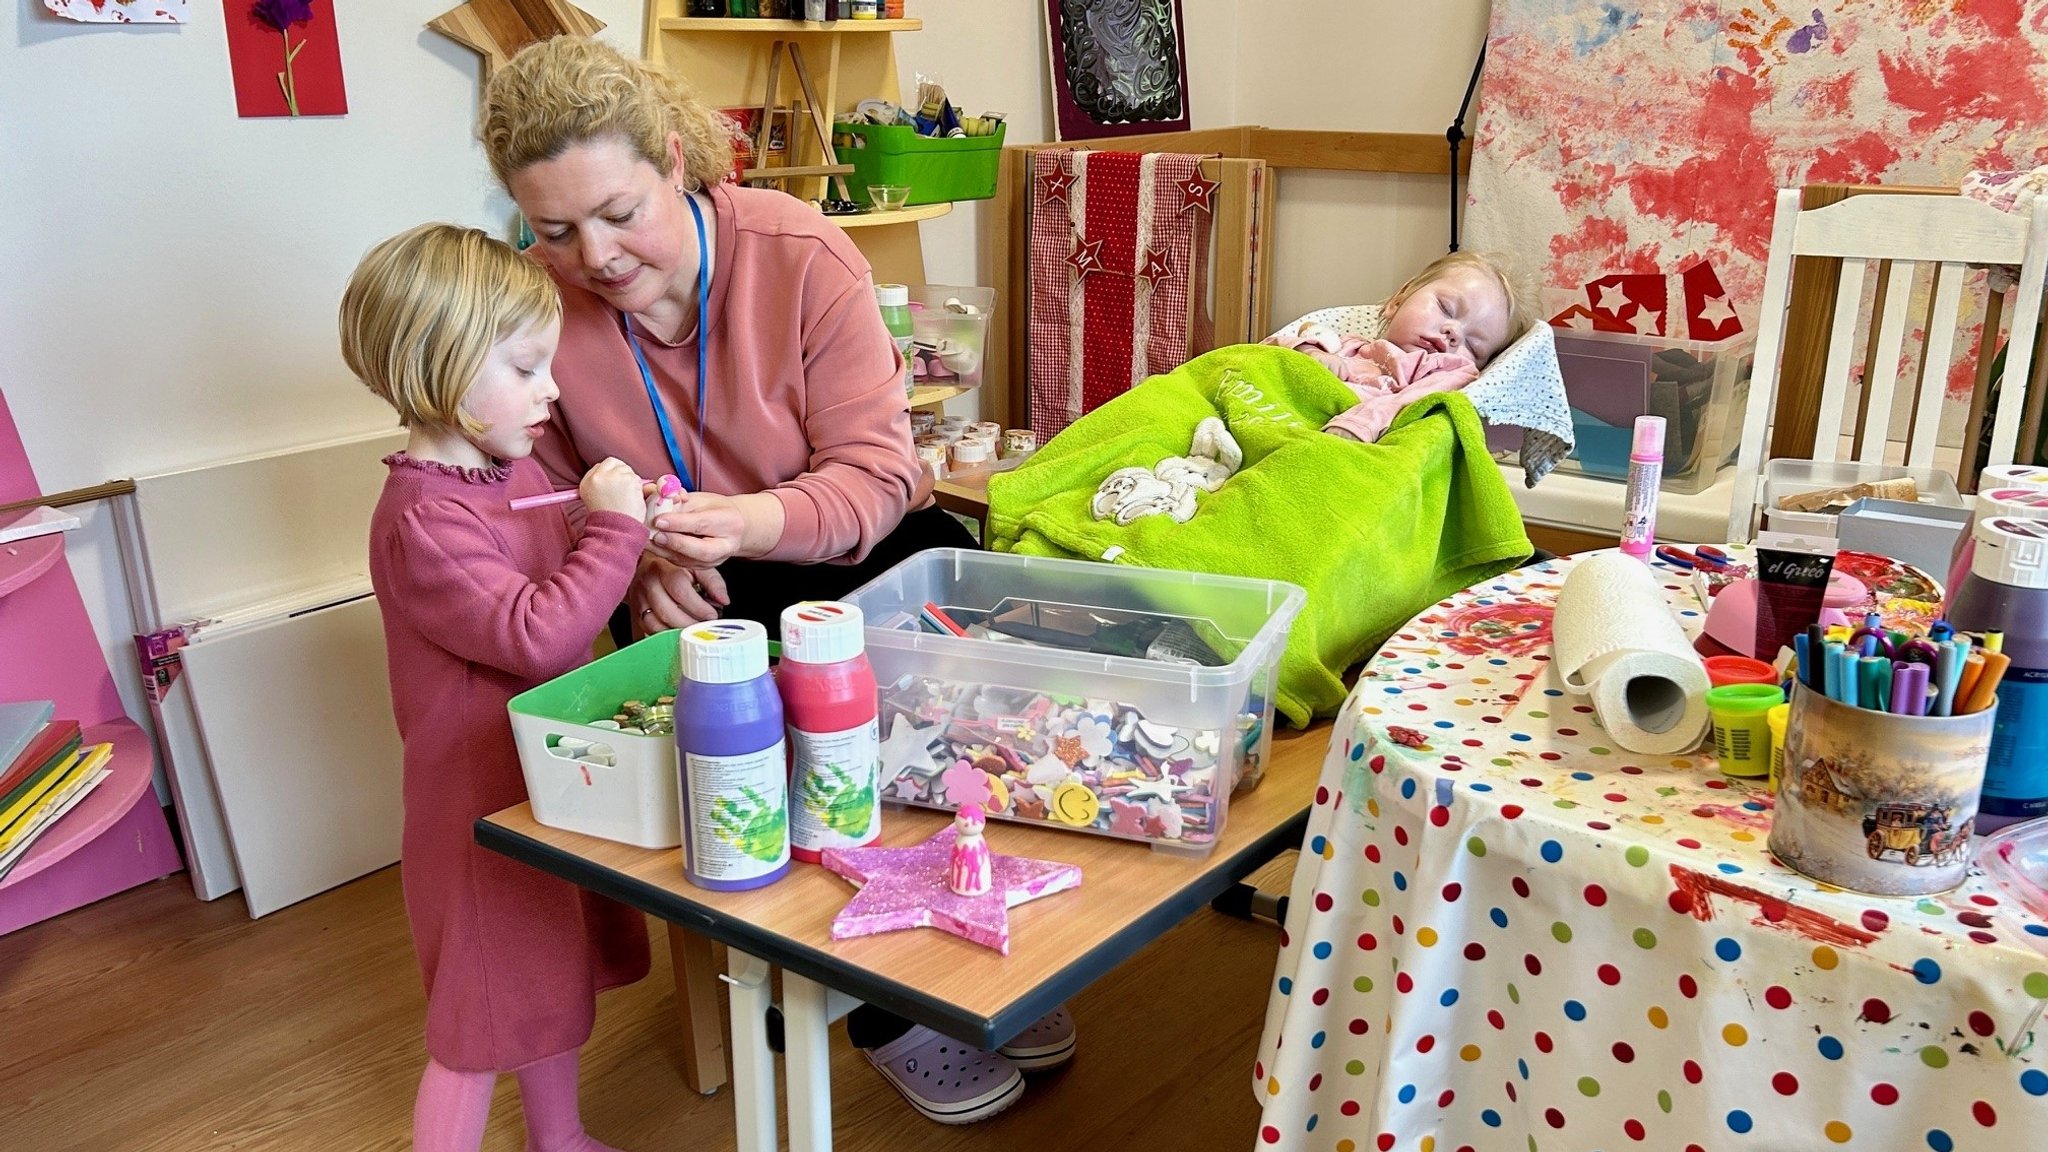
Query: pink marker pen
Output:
[[1619, 415, 1665, 558]]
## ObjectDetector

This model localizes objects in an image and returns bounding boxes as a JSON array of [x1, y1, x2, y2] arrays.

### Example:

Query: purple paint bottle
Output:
[[676, 620, 790, 890], [1947, 516, 2048, 831]]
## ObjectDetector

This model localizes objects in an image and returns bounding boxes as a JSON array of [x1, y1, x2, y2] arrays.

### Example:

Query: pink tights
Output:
[[412, 1049, 626, 1152]]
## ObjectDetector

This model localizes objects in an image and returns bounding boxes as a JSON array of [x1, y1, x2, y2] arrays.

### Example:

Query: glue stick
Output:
[[1620, 416, 1665, 559]]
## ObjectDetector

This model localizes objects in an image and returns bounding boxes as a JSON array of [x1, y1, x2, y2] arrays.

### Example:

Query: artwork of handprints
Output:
[[1043, 0, 1192, 140], [1468, 1, 2048, 429]]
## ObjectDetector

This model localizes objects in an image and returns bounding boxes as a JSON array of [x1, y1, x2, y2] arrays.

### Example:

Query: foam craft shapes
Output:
[[427, 0, 604, 78]]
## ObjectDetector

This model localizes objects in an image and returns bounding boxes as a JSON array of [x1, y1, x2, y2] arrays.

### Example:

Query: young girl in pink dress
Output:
[[340, 222, 653, 1152]]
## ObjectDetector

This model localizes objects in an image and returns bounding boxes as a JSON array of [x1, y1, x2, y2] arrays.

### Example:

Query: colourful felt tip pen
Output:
[[508, 488, 581, 511], [1893, 662, 1929, 716], [1962, 652, 2011, 715], [1860, 656, 1890, 712]]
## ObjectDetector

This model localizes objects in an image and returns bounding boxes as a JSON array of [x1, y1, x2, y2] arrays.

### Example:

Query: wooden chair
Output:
[[1727, 188, 2048, 542]]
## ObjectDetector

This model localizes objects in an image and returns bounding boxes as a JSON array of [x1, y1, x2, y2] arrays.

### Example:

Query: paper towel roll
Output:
[[1552, 553, 1712, 755]]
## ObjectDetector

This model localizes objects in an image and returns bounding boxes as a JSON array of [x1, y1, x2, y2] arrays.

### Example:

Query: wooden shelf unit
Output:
[[907, 383, 968, 409], [656, 16, 922, 33], [644, 0, 934, 286], [832, 201, 951, 229]]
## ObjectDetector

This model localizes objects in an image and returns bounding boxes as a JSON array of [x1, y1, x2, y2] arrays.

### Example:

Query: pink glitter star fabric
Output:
[[820, 825, 1082, 954]]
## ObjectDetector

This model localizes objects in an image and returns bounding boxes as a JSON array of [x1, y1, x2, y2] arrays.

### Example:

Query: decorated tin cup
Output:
[[1768, 681, 1995, 896]]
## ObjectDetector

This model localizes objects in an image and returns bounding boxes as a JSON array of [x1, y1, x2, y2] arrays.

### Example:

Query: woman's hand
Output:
[[631, 555, 730, 632], [650, 491, 786, 567]]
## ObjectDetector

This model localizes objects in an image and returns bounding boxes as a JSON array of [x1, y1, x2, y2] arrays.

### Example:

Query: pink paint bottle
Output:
[[1619, 415, 1666, 558], [777, 601, 881, 863]]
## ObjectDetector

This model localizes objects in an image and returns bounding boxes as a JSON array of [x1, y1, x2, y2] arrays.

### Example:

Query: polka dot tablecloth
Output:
[[1254, 550, 2048, 1152]]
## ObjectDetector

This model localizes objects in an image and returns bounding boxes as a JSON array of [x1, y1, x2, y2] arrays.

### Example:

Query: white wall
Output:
[[3, 0, 1477, 739], [1, 0, 648, 743], [905, 0, 1241, 290], [1234, 0, 1492, 327]]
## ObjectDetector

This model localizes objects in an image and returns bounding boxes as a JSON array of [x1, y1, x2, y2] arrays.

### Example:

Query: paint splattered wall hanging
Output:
[[223, 0, 348, 118], [1043, 0, 1192, 141], [1467, 1, 2048, 333], [44, 0, 188, 21]]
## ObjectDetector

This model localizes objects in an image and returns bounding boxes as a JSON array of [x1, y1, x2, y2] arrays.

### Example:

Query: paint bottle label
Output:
[[684, 742, 790, 881], [790, 718, 882, 856], [1981, 666, 2048, 820]]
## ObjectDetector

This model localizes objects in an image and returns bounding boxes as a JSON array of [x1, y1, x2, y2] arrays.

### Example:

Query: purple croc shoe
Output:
[[863, 1025, 1026, 1124], [996, 1005, 1076, 1071]]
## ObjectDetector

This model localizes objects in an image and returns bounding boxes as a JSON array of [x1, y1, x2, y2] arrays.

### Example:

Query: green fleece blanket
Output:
[[986, 345, 1531, 726]]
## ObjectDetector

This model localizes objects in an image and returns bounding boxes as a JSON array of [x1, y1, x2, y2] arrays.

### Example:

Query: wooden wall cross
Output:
[[427, 0, 605, 79]]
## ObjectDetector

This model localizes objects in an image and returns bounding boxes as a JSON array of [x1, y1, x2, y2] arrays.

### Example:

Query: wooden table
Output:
[[477, 720, 1329, 1152]]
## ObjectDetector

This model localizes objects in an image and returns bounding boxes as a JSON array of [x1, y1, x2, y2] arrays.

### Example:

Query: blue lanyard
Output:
[[619, 194, 711, 490]]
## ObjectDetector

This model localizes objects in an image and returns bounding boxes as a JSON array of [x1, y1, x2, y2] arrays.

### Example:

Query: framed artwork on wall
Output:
[[1043, 0, 1192, 141]]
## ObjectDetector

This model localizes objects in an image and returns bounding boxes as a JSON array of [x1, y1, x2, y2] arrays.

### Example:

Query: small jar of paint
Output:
[[778, 601, 882, 863], [676, 621, 790, 890]]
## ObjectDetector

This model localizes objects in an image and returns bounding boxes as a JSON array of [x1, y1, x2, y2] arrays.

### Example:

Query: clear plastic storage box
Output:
[[906, 285, 994, 391], [841, 550, 1305, 853], [1489, 327, 1752, 494], [1762, 458, 1964, 538]]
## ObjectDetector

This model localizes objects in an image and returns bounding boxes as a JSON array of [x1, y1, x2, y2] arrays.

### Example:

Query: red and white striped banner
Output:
[[1028, 148, 1214, 443]]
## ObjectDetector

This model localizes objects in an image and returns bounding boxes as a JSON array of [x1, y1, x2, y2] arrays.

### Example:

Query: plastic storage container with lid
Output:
[[841, 549, 1304, 853], [1761, 458, 1964, 538], [1485, 325, 1752, 494]]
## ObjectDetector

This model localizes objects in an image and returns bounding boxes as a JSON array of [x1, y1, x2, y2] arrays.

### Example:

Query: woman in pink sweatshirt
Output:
[[479, 37, 1067, 1126], [484, 36, 972, 639]]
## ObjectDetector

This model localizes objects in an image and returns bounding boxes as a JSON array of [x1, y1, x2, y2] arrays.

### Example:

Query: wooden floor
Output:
[[0, 853, 1295, 1152]]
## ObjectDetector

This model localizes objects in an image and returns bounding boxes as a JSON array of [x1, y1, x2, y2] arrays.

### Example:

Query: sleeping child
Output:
[[1265, 250, 1533, 443]]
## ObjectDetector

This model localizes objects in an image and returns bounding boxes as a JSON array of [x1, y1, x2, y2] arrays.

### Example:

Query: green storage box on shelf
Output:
[[837, 122, 1007, 206]]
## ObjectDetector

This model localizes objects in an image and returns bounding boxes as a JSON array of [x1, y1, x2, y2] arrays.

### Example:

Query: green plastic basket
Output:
[[837, 122, 1007, 206]]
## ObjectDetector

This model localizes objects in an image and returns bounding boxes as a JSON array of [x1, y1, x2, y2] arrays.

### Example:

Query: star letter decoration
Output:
[[821, 824, 1082, 954], [1067, 235, 1107, 279], [1137, 245, 1174, 290], [1038, 162, 1076, 205], [1178, 171, 1218, 215]]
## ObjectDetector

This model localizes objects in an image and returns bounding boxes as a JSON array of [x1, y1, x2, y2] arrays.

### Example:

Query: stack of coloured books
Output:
[[0, 700, 114, 881]]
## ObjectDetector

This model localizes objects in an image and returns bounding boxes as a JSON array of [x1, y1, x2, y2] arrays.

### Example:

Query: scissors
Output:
[[1847, 627, 1897, 660], [1654, 544, 1733, 571]]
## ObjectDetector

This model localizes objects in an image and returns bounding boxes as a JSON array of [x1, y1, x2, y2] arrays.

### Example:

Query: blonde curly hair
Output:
[[482, 35, 733, 192], [1385, 250, 1538, 351], [338, 223, 560, 435]]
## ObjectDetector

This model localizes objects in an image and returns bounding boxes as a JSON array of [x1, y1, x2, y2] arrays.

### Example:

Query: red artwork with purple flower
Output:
[[223, 0, 348, 118]]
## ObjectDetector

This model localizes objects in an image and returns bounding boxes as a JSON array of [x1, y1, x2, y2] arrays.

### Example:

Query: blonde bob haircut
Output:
[[338, 222, 560, 434], [1384, 249, 1538, 355], [481, 35, 734, 192]]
